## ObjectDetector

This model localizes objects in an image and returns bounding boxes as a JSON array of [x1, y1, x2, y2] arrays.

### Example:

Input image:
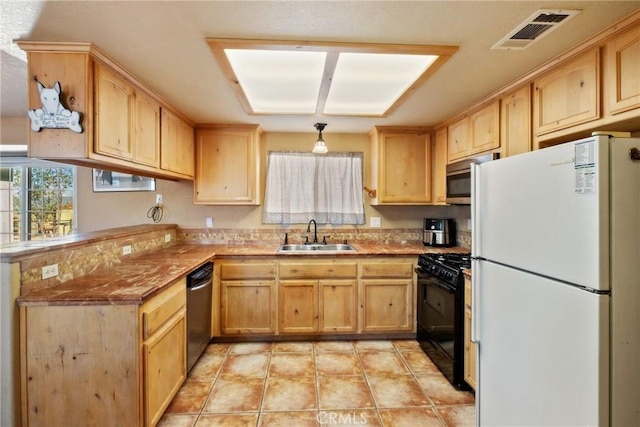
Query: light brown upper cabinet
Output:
[[95, 63, 161, 168], [161, 108, 194, 177], [607, 26, 640, 115], [469, 101, 500, 155], [18, 42, 193, 180], [447, 117, 469, 162], [500, 85, 532, 157], [533, 49, 601, 136], [370, 126, 433, 205], [447, 101, 499, 162], [432, 128, 448, 205], [194, 124, 261, 205]]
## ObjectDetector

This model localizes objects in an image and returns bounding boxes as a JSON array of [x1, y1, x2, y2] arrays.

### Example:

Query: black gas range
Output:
[[416, 252, 471, 390]]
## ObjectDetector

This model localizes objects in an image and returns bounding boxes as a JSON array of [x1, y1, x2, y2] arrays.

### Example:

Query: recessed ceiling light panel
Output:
[[324, 53, 438, 115], [208, 38, 458, 117], [224, 49, 326, 113]]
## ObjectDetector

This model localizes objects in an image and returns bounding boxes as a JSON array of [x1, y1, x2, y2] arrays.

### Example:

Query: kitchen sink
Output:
[[277, 243, 356, 253]]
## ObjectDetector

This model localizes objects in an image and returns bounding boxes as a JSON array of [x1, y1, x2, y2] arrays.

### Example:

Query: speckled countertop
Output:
[[16, 241, 468, 307]]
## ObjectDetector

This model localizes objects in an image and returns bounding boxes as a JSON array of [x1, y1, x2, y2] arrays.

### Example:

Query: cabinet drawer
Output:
[[220, 263, 276, 280], [361, 262, 413, 278], [279, 262, 357, 279], [142, 278, 186, 339]]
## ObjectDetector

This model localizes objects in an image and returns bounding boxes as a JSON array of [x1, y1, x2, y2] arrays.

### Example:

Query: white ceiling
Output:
[[1, 1, 639, 134]]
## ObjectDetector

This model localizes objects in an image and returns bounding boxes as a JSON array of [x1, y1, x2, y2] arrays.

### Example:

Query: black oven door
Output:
[[416, 268, 468, 389], [417, 271, 456, 359]]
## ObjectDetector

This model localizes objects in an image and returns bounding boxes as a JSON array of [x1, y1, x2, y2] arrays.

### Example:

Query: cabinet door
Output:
[[319, 280, 357, 333], [161, 108, 194, 177], [469, 101, 499, 154], [361, 279, 413, 332], [447, 118, 469, 162], [533, 49, 600, 135], [143, 309, 186, 426], [464, 306, 476, 390], [500, 85, 532, 157], [26, 52, 89, 159], [374, 129, 432, 204], [133, 90, 160, 167], [195, 127, 260, 204], [463, 277, 476, 390], [279, 280, 318, 334], [432, 128, 448, 205], [94, 63, 134, 159], [221, 280, 275, 334], [607, 26, 640, 114]]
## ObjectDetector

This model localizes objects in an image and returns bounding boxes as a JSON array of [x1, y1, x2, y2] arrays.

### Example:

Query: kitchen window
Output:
[[263, 151, 365, 225], [0, 161, 76, 243]]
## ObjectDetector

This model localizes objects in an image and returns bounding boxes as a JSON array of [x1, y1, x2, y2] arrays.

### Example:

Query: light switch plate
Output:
[[206, 217, 213, 228], [371, 217, 381, 228], [164, 233, 171, 243]]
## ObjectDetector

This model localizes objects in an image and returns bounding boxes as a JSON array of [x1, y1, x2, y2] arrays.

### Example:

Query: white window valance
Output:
[[263, 151, 365, 225]]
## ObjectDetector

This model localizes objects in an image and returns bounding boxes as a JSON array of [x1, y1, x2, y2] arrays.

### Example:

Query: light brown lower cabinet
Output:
[[361, 279, 413, 332], [319, 280, 358, 333], [215, 257, 413, 336], [278, 261, 358, 334], [360, 259, 414, 332], [464, 276, 476, 390], [219, 261, 277, 335], [279, 280, 319, 333], [20, 278, 186, 427]]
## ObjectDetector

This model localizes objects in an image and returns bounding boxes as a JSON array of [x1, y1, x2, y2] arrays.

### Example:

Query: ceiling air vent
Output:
[[492, 9, 581, 50]]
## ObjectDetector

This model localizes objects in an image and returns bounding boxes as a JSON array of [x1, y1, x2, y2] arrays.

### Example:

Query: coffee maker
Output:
[[423, 218, 456, 247]]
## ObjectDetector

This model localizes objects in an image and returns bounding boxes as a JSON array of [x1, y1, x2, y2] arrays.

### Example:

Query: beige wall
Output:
[[0, 117, 28, 145], [75, 131, 469, 233]]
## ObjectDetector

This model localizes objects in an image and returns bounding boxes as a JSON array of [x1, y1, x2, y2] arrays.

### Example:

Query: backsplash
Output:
[[178, 227, 423, 246], [457, 230, 471, 250], [11, 224, 470, 295], [16, 225, 177, 294]]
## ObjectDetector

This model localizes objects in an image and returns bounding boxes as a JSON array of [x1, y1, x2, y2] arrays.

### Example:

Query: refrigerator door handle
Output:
[[471, 258, 480, 344], [471, 163, 481, 256]]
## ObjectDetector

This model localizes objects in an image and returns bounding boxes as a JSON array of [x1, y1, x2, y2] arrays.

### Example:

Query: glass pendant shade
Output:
[[313, 123, 328, 154]]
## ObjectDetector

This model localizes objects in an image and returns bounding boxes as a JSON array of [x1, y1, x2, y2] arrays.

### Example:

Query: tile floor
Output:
[[158, 340, 475, 427]]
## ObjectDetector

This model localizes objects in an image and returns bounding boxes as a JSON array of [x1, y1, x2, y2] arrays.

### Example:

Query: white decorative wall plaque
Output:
[[27, 81, 82, 133]]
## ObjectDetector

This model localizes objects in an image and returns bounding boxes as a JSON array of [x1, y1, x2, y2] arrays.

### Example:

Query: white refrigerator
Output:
[[471, 134, 640, 426]]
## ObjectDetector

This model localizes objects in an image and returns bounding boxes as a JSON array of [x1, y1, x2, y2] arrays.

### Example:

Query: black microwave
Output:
[[446, 152, 499, 204]]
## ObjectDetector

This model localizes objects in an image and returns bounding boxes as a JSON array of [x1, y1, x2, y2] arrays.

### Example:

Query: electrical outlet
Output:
[[123, 245, 132, 255], [467, 219, 472, 230], [205, 217, 213, 228], [164, 233, 171, 243], [371, 217, 381, 228], [156, 194, 163, 205], [42, 263, 59, 279]]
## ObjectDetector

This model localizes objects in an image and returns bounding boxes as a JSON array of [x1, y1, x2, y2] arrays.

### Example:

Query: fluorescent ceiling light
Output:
[[324, 53, 438, 115], [207, 39, 458, 117], [224, 49, 326, 114]]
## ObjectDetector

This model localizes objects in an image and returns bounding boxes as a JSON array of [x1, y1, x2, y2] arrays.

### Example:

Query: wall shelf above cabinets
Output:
[[18, 42, 194, 181]]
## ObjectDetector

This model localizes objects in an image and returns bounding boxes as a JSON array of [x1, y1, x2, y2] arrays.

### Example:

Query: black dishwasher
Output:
[[187, 261, 213, 372]]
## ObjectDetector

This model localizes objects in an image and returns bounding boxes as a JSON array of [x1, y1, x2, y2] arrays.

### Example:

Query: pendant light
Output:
[[312, 122, 328, 154]]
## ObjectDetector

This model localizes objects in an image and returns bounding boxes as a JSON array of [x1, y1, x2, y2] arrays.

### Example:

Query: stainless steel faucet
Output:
[[307, 219, 318, 244]]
